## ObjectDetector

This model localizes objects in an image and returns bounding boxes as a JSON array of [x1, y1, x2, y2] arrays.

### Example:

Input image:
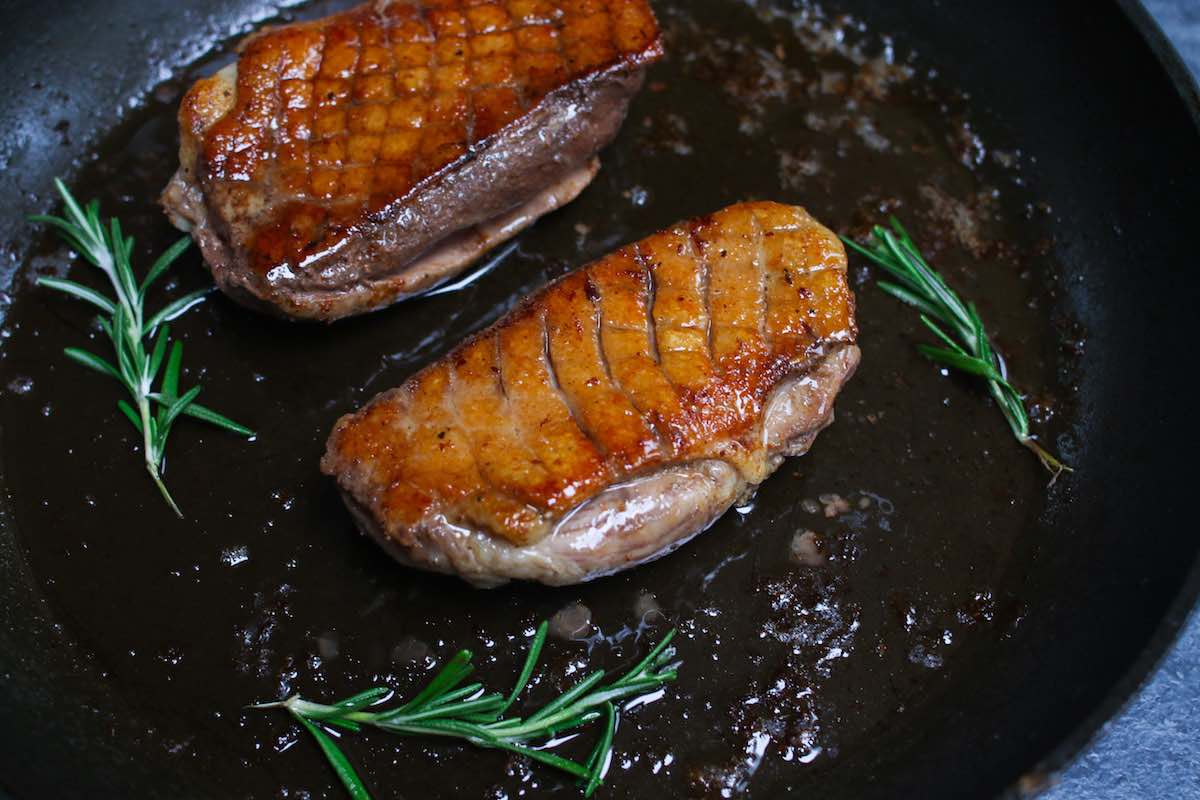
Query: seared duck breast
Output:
[[323, 202, 860, 586], [162, 0, 662, 320]]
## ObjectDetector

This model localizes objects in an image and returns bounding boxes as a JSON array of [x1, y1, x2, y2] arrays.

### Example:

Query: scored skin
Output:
[[323, 201, 860, 586], [161, 0, 663, 321]]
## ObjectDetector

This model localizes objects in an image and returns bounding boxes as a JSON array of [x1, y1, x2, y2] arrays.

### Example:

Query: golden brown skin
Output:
[[164, 0, 662, 319], [323, 202, 858, 581]]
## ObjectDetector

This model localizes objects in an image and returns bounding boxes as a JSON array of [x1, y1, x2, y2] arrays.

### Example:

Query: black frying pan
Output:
[[1, 1, 1197, 798]]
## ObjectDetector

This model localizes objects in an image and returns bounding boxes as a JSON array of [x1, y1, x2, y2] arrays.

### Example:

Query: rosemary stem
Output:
[[34, 179, 254, 514], [146, 461, 183, 518], [139, 394, 182, 517], [260, 627, 680, 798], [842, 220, 1071, 482], [984, 355, 1071, 484], [485, 706, 597, 739], [986, 379, 1025, 438], [1019, 436, 1069, 484]]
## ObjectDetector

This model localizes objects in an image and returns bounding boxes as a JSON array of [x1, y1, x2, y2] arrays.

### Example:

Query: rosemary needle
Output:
[[254, 622, 681, 798], [842, 218, 1071, 482], [33, 178, 255, 516]]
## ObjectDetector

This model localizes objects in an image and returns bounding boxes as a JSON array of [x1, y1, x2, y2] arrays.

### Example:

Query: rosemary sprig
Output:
[[33, 179, 255, 516], [254, 622, 680, 798], [842, 218, 1071, 482]]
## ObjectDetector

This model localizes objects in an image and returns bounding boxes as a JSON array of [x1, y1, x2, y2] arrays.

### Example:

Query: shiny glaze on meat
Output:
[[323, 202, 857, 549], [173, 0, 662, 288]]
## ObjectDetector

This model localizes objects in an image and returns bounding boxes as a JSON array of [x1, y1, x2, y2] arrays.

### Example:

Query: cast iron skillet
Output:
[[0, 1, 1197, 798]]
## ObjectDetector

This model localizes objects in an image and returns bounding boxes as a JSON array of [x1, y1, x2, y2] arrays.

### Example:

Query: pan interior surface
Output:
[[0, 1, 1196, 798]]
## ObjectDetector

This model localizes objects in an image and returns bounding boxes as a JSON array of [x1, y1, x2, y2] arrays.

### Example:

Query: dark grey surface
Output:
[[1147, 0, 1200, 75], [1045, 616, 1200, 798], [1042, 4, 1200, 798]]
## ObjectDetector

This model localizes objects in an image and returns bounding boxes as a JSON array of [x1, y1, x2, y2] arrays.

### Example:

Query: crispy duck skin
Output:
[[161, 0, 662, 321], [322, 202, 860, 586]]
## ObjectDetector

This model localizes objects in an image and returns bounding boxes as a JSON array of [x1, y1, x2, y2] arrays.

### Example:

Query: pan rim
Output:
[[1016, 3, 1200, 794]]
